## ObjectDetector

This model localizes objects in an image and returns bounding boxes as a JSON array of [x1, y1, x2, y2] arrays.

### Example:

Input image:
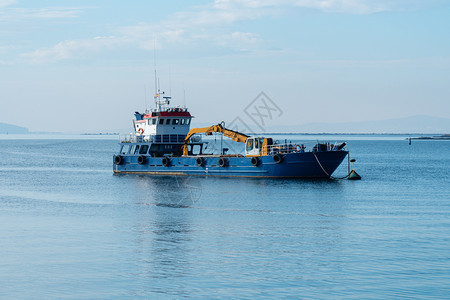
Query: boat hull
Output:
[[113, 151, 348, 178]]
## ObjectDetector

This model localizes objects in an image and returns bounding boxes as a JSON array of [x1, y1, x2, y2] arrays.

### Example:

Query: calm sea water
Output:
[[0, 135, 449, 299]]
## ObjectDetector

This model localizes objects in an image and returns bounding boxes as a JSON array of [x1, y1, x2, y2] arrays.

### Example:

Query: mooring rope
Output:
[[312, 152, 350, 180]]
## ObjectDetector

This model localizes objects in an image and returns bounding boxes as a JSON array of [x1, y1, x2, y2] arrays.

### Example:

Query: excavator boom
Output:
[[183, 124, 249, 156]]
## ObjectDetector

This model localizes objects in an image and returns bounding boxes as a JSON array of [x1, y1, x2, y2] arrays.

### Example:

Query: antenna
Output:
[[152, 36, 172, 111], [144, 84, 148, 113], [169, 65, 172, 97], [153, 37, 159, 110]]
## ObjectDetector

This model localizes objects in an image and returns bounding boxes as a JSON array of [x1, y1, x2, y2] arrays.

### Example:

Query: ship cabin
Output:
[[127, 107, 193, 157]]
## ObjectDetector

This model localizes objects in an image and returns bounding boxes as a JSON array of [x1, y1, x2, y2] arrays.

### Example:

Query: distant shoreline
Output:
[[411, 134, 450, 140], [81, 133, 119, 136]]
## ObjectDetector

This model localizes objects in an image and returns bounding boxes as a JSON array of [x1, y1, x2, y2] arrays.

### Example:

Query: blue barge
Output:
[[113, 94, 348, 178]]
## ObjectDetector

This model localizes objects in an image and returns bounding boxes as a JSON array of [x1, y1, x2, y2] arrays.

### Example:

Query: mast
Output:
[[154, 37, 160, 111], [153, 38, 171, 111]]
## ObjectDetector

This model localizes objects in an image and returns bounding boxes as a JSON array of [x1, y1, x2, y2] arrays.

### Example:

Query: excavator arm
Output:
[[183, 123, 249, 156]]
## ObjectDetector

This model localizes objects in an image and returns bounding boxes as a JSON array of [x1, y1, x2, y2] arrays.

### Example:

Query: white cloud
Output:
[[28, 7, 85, 19], [293, 0, 386, 14], [14, 1, 304, 63], [21, 36, 127, 64], [218, 31, 262, 46], [19, 0, 445, 63], [0, 0, 16, 8], [214, 0, 444, 14], [0, 45, 13, 53], [21, 2, 267, 63], [0, 5, 86, 21], [114, 3, 268, 49]]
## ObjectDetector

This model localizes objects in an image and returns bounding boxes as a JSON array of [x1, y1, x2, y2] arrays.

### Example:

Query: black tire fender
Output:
[[162, 157, 171, 167], [273, 153, 283, 164], [251, 157, 260, 166], [138, 155, 146, 165], [114, 155, 123, 165], [196, 157, 204, 167], [218, 157, 228, 167]]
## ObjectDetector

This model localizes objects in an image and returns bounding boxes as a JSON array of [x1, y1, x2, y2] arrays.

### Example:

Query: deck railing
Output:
[[120, 134, 186, 143], [261, 142, 345, 156]]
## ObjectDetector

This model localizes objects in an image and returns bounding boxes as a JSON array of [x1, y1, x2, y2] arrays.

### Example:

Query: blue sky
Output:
[[1, 0, 449, 132]]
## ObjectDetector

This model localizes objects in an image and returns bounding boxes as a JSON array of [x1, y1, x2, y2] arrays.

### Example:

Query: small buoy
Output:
[[348, 169, 362, 180], [348, 158, 362, 180], [408, 137, 411, 145]]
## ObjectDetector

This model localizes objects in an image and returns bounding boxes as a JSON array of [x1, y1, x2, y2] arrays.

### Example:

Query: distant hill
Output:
[[0, 123, 29, 134], [266, 115, 450, 134]]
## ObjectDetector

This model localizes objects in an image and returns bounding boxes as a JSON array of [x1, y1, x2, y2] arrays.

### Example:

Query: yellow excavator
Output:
[[182, 123, 273, 157]]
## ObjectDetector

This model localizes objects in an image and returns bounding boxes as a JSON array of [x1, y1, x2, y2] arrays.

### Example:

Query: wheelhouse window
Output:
[[181, 119, 185, 125], [186, 119, 191, 125], [166, 119, 171, 125], [139, 145, 149, 154], [152, 119, 156, 125], [134, 145, 140, 154], [131, 145, 140, 154], [172, 119, 179, 125], [121, 144, 131, 154], [159, 118, 164, 125]]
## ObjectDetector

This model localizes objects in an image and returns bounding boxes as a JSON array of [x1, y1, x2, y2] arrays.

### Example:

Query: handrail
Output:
[[119, 134, 347, 157], [120, 134, 186, 143], [261, 142, 346, 156]]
